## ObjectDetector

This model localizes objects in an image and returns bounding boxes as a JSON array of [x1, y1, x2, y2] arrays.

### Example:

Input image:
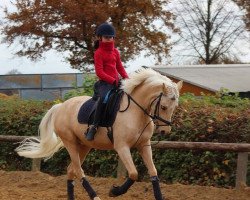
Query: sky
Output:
[[0, 36, 152, 74], [0, 0, 249, 75]]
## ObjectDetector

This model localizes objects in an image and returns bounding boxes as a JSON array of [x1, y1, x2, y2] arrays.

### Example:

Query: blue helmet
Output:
[[96, 23, 115, 37]]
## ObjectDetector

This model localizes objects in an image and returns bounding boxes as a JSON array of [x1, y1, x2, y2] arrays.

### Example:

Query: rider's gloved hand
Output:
[[112, 80, 119, 90], [117, 79, 122, 88]]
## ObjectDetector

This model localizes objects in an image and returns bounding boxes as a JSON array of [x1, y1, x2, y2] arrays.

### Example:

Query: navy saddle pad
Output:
[[77, 89, 124, 127]]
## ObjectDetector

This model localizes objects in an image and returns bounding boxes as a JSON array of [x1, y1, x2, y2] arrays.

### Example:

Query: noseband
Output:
[[121, 93, 172, 127]]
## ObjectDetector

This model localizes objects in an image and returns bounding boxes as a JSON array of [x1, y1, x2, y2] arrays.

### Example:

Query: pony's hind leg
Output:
[[67, 163, 75, 200], [79, 145, 102, 200], [64, 138, 100, 200], [109, 146, 136, 197]]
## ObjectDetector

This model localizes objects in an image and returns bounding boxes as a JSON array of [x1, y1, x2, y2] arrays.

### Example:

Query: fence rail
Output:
[[0, 135, 28, 142], [1, 135, 249, 189], [151, 141, 250, 152]]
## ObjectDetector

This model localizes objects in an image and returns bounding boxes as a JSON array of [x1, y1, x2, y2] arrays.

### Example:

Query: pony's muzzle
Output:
[[155, 125, 171, 134]]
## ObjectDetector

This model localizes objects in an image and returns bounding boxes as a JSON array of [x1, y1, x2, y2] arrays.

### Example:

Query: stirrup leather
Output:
[[85, 126, 97, 141]]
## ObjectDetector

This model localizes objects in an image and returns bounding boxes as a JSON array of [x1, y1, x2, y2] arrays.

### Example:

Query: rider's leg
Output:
[[85, 98, 104, 141], [85, 81, 114, 141]]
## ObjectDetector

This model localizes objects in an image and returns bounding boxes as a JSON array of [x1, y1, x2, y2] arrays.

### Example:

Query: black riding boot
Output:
[[85, 100, 103, 141]]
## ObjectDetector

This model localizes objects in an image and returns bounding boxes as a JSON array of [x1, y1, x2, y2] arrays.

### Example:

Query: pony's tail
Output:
[[15, 103, 64, 160]]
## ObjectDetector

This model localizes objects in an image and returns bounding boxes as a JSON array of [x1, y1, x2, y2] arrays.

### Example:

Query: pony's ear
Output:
[[162, 83, 170, 94], [177, 80, 183, 91]]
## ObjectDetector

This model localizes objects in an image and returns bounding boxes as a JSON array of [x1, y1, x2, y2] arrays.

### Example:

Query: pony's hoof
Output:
[[93, 197, 101, 200], [109, 185, 121, 197]]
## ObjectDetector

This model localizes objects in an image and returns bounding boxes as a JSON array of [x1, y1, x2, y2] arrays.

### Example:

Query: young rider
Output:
[[85, 22, 129, 141]]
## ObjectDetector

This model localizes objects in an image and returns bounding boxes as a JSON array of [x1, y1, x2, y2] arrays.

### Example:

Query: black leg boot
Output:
[[151, 176, 163, 200], [81, 177, 97, 200], [109, 178, 135, 197], [67, 180, 75, 200]]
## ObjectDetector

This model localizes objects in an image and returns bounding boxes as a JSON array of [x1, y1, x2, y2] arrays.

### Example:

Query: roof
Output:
[[152, 64, 250, 93]]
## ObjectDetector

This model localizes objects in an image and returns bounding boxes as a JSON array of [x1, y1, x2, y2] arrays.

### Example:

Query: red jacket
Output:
[[94, 41, 128, 85]]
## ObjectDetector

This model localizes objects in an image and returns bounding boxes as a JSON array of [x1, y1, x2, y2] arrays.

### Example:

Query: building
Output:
[[153, 64, 250, 98], [0, 73, 85, 100]]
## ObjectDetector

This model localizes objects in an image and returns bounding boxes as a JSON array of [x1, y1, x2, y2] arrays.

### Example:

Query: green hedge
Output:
[[0, 89, 249, 188], [0, 97, 53, 171]]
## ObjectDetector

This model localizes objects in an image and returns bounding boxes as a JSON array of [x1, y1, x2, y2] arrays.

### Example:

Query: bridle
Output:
[[120, 92, 174, 148], [120, 92, 172, 127]]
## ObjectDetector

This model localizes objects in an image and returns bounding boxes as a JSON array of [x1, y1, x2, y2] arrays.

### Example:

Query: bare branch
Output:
[[171, 0, 248, 64]]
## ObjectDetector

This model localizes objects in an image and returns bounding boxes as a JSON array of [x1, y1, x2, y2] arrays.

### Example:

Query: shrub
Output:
[[0, 91, 249, 187], [0, 96, 53, 171], [152, 93, 250, 187], [63, 74, 97, 100]]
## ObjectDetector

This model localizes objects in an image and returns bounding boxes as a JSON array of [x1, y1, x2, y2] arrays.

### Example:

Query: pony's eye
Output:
[[161, 105, 167, 110]]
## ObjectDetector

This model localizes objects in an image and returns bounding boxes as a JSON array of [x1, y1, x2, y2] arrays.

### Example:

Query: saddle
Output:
[[77, 88, 124, 129]]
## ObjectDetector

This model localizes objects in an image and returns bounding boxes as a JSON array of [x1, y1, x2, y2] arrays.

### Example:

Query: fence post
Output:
[[117, 158, 127, 179], [236, 152, 248, 189], [32, 158, 41, 171]]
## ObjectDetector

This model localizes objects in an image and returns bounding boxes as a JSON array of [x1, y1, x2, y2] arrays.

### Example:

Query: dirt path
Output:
[[0, 171, 249, 200]]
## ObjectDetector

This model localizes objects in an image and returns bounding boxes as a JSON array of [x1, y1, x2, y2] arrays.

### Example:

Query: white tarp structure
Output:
[[153, 64, 250, 93]]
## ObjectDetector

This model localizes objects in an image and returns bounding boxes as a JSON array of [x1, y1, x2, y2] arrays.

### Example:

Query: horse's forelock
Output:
[[167, 81, 180, 97], [168, 87, 179, 100]]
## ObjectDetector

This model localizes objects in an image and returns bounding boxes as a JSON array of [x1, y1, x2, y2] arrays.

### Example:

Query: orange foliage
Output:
[[0, 93, 10, 99], [2, 0, 174, 71], [234, 0, 250, 30], [0, 93, 18, 100]]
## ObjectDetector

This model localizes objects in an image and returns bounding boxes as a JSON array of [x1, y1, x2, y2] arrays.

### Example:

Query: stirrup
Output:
[[85, 126, 97, 141]]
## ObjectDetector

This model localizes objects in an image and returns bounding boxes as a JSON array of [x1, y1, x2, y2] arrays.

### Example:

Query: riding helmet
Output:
[[96, 23, 115, 37]]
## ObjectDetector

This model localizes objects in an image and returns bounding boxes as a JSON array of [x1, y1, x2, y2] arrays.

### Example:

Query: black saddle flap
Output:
[[77, 89, 124, 127]]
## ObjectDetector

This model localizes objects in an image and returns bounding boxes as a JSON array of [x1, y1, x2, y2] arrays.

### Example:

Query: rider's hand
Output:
[[117, 79, 122, 88]]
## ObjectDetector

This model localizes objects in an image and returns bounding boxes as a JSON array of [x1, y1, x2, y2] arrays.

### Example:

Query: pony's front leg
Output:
[[109, 146, 136, 197], [139, 141, 164, 200]]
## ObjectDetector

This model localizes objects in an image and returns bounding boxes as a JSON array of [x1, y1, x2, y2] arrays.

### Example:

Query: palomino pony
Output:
[[16, 68, 182, 200]]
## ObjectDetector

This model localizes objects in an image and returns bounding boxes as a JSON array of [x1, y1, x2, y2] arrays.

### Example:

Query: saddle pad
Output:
[[77, 90, 124, 127], [77, 98, 96, 124]]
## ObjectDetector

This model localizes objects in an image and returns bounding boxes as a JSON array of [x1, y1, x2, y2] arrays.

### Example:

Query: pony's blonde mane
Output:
[[122, 68, 176, 95]]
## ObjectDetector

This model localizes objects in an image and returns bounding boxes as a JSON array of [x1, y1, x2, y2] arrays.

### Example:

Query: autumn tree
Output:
[[5, 69, 22, 74], [234, 0, 250, 30], [170, 0, 249, 64], [1, 0, 174, 71]]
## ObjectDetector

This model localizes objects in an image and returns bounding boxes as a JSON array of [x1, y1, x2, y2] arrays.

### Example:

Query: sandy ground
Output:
[[0, 170, 249, 200]]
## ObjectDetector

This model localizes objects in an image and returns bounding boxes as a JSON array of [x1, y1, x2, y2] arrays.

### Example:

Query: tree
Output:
[[170, 0, 249, 64], [234, 0, 250, 30], [1, 0, 174, 71], [5, 69, 22, 74]]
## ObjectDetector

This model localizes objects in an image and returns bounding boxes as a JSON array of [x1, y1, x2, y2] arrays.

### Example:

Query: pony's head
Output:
[[153, 81, 182, 134], [122, 68, 182, 135]]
